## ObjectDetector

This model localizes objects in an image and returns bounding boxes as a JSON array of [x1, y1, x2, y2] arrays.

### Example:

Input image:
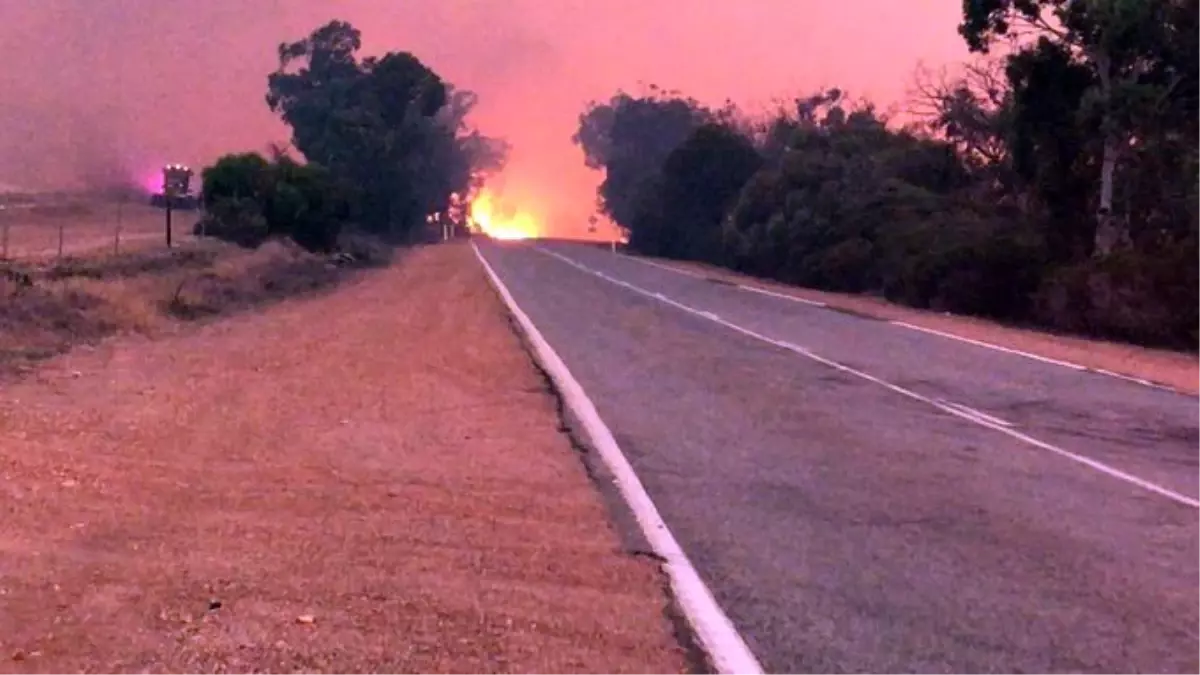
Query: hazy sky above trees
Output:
[[0, 0, 968, 236]]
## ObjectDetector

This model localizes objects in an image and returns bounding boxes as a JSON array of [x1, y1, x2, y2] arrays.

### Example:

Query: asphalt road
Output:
[[476, 239, 1199, 674]]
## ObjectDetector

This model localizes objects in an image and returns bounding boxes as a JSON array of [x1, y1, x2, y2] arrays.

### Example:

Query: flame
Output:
[[469, 189, 539, 240]]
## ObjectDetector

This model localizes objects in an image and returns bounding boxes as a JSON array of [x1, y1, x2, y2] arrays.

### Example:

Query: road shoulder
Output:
[[0, 241, 688, 673]]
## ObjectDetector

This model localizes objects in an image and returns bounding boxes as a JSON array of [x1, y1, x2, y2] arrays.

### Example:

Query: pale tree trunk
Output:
[[1094, 134, 1121, 255], [1092, 50, 1129, 257]]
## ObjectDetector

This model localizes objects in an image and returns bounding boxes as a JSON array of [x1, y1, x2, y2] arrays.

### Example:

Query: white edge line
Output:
[[538, 246, 1200, 511], [471, 242, 764, 675], [621, 251, 1187, 396]]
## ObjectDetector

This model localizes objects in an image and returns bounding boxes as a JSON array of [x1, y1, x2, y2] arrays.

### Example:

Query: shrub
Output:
[[1033, 241, 1199, 349], [198, 153, 348, 253], [878, 212, 1046, 317]]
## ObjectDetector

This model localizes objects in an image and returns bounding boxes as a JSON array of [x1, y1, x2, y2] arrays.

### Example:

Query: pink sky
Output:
[[0, 0, 970, 238]]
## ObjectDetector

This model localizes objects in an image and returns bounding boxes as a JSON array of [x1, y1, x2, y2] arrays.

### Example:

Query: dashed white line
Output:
[[938, 400, 1014, 428], [628, 256, 708, 278], [538, 246, 1200, 510], [734, 283, 827, 307], [473, 242, 764, 675]]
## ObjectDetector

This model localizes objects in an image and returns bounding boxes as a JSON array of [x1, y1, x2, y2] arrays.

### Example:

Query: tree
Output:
[[199, 150, 348, 252], [572, 87, 711, 233], [265, 20, 506, 240], [629, 123, 762, 261], [959, 0, 1191, 257], [909, 59, 1012, 172]]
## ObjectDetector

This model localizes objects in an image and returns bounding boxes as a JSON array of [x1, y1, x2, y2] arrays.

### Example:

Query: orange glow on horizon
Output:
[[469, 189, 540, 240]]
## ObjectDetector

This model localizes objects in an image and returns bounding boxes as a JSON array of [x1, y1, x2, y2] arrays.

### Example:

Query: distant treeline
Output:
[[198, 20, 508, 253], [573, 0, 1198, 350]]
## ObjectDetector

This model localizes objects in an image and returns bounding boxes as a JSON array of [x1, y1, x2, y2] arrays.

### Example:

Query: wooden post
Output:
[[114, 197, 124, 255], [57, 222, 64, 259], [165, 202, 173, 249]]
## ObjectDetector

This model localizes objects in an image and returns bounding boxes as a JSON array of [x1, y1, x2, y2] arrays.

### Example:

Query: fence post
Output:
[[1, 218, 8, 259], [114, 198, 124, 255], [57, 222, 64, 260]]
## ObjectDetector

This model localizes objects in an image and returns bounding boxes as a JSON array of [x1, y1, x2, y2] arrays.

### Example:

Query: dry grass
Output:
[[654, 257, 1198, 395], [0, 201, 199, 259], [0, 240, 348, 378], [0, 241, 687, 673]]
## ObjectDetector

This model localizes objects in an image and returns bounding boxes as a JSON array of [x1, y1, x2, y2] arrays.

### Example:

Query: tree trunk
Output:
[[1092, 50, 1127, 257], [1094, 134, 1121, 256]]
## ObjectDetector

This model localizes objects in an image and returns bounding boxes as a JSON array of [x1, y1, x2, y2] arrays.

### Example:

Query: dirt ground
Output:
[[653, 258, 1198, 395], [0, 242, 688, 673], [0, 202, 197, 259]]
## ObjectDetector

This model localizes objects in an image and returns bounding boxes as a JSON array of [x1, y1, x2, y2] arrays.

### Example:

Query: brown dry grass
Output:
[[0, 202, 199, 259], [0, 240, 351, 378], [653, 257, 1198, 395], [0, 242, 688, 673]]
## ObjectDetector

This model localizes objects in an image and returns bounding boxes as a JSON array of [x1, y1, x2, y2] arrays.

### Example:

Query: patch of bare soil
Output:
[[655, 258, 1198, 395], [0, 242, 687, 673]]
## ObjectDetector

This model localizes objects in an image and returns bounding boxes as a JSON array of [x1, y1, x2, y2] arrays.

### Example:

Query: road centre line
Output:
[[618, 252, 1186, 395], [538, 246, 1199, 510]]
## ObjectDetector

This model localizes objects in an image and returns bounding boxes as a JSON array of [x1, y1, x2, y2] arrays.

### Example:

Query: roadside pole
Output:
[[114, 196, 124, 255], [165, 201, 173, 249]]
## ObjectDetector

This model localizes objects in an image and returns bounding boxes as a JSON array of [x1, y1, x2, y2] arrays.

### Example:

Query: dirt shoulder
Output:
[[649, 257, 1197, 395], [0, 242, 687, 673]]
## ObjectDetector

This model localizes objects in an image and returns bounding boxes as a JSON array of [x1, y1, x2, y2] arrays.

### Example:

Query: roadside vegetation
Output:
[[197, 19, 507, 253], [0, 18, 507, 376], [574, 0, 1197, 350], [0, 241, 367, 377]]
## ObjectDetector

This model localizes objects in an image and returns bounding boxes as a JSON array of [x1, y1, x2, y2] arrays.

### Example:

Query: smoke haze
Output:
[[0, 0, 969, 236]]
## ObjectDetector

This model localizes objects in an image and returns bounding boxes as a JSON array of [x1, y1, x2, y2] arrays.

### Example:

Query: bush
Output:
[[198, 153, 346, 253], [878, 212, 1046, 317], [1033, 242, 1199, 349], [195, 196, 271, 248], [334, 230, 394, 267], [797, 236, 876, 292], [167, 242, 342, 319]]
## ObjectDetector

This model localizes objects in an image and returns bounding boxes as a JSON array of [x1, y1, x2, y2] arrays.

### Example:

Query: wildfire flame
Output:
[[469, 189, 538, 241]]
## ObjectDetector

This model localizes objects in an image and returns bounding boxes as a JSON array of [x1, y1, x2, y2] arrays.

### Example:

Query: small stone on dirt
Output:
[[208, 599, 222, 611], [295, 614, 315, 625]]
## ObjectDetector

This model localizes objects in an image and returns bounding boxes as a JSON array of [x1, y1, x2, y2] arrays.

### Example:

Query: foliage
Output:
[[264, 20, 507, 240], [572, 86, 714, 231], [572, 1, 1198, 348], [199, 151, 347, 252], [630, 123, 762, 261]]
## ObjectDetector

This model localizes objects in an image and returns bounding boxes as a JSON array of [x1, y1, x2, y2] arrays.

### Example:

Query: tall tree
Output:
[[959, 0, 1191, 257], [265, 20, 506, 240], [630, 123, 762, 260], [572, 87, 711, 233]]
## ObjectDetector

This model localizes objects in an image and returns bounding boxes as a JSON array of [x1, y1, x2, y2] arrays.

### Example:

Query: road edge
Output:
[[470, 241, 763, 675], [625, 254, 1194, 397]]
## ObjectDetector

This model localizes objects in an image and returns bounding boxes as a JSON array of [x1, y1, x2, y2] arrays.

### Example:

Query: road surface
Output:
[[476, 239, 1199, 674]]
